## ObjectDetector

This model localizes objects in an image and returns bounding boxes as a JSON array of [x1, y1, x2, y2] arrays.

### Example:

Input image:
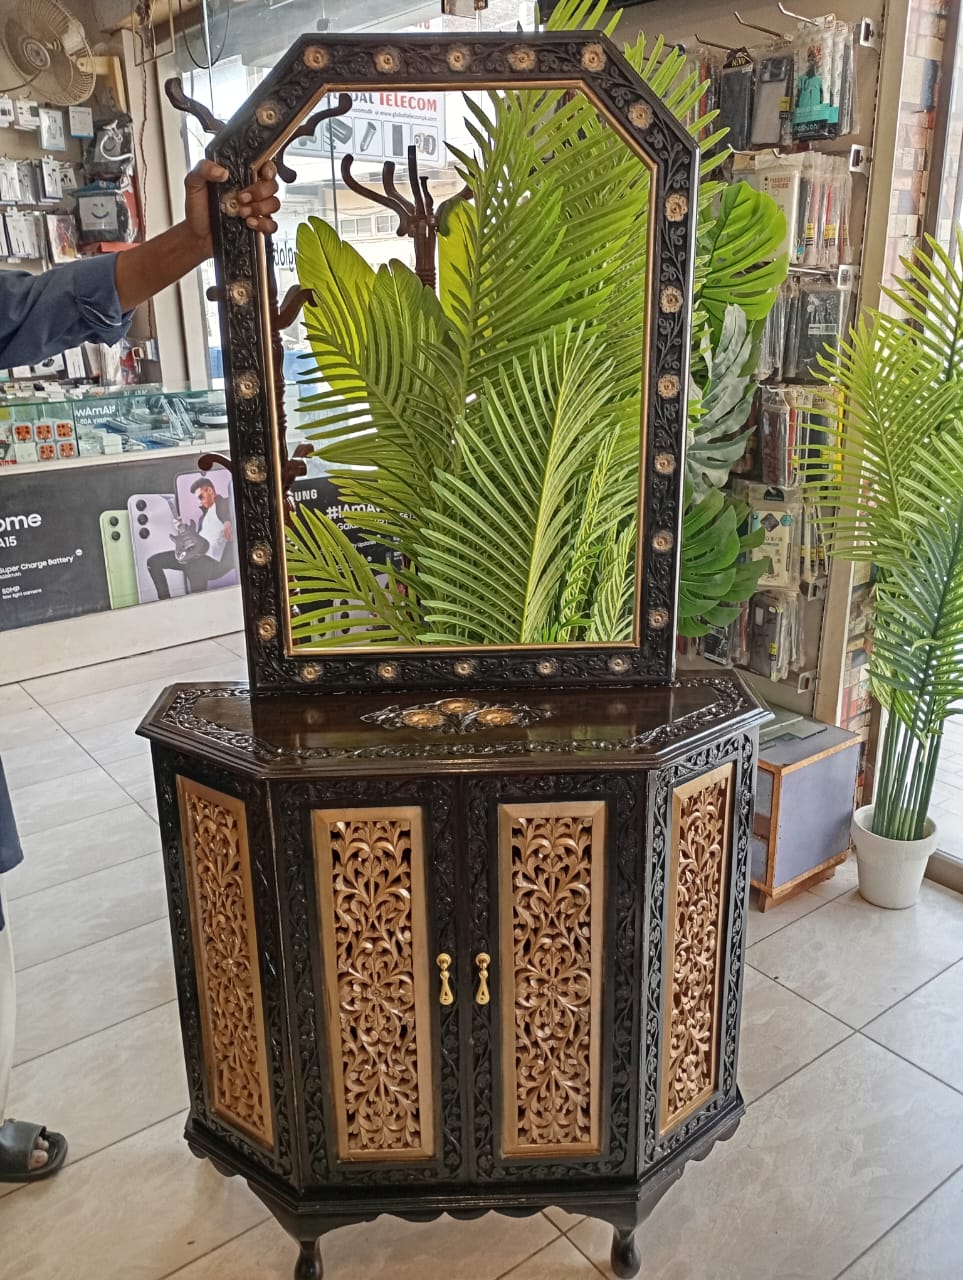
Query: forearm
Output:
[[114, 222, 209, 312]]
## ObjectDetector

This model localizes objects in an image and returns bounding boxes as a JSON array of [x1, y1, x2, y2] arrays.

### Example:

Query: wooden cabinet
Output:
[[143, 675, 765, 1278], [751, 721, 860, 910]]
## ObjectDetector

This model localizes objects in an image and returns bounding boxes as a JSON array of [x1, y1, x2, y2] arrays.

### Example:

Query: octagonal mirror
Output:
[[203, 32, 698, 692]]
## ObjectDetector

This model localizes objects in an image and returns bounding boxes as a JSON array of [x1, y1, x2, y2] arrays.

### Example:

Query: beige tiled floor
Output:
[[1, 635, 962, 1280]]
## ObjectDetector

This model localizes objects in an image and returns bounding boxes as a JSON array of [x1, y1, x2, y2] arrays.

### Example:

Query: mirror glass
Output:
[[274, 85, 653, 651]]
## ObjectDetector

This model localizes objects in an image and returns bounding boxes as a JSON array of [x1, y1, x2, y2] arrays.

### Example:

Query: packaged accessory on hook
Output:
[[750, 47, 794, 148], [74, 182, 134, 245], [718, 47, 755, 152], [759, 387, 796, 488], [733, 481, 803, 591], [784, 279, 846, 380], [85, 116, 135, 182], [791, 19, 857, 141], [747, 588, 803, 682]]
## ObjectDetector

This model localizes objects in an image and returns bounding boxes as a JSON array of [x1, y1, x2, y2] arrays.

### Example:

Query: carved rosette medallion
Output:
[[313, 808, 435, 1161], [176, 778, 273, 1148], [498, 802, 605, 1157], [659, 763, 735, 1135]]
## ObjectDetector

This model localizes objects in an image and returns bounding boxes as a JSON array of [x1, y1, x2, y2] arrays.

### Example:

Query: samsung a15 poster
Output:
[[0, 457, 370, 632]]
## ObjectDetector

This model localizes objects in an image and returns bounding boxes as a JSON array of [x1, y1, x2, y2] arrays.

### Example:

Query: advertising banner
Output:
[[0, 454, 238, 632], [0, 456, 377, 633], [289, 89, 446, 168]]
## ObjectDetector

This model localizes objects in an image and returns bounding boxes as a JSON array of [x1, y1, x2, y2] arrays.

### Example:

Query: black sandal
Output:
[[0, 1119, 68, 1182]]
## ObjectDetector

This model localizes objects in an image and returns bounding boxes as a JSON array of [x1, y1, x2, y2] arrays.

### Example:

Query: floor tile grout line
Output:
[[156, 1218, 273, 1279], [491, 1228, 567, 1280], [752, 969, 862, 1031], [12, 997, 179, 1069], [830, 1158, 963, 1280], [745, 891, 833, 947], [14, 913, 170, 974], [18, 642, 245, 713], [566, 1227, 612, 1277], [744, 1030, 859, 1110], [855, 952, 963, 1031], [0, 1106, 196, 1207], [6, 847, 162, 907], [856, 1029, 963, 1100], [8, 797, 134, 842]]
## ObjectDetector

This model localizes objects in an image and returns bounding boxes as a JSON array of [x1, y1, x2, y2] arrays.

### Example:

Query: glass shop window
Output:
[[167, 0, 529, 401]]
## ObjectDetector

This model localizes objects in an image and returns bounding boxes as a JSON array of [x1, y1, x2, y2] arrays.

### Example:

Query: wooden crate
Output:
[[751, 721, 860, 910]]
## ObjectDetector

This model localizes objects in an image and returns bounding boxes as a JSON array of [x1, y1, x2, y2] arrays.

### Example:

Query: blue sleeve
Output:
[[0, 255, 134, 369]]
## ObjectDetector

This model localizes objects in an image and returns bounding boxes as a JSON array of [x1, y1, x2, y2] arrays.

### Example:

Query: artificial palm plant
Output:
[[289, 0, 788, 646], [801, 231, 963, 847]]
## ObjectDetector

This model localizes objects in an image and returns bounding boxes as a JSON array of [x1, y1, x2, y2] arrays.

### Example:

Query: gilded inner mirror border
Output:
[[255, 82, 655, 659], [207, 32, 698, 692]]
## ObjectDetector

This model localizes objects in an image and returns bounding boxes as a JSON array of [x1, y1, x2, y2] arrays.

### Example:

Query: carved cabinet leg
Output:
[[294, 1239, 322, 1280], [610, 1226, 642, 1279]]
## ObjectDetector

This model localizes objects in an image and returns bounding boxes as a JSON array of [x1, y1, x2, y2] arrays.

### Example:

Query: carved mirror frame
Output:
[[203, 30, 698, 693]]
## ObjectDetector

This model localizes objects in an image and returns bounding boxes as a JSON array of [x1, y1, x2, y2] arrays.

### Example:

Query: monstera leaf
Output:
[[678, 488, 768, 637], [699, 183, 788, 342], [687, 304, 758, 497]]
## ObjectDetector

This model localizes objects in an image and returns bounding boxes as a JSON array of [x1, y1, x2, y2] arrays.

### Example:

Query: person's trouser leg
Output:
[[184, 555, 219, 594], [0, 892, 15, 1124], [146, 550, 182, 600]]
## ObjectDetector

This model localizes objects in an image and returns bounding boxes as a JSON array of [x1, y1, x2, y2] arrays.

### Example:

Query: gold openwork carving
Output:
[[659, 763, 735, 1135], [498, 801, 605, 1157], [176, 778, 274, 1148], [313, 808, 435, 1161]]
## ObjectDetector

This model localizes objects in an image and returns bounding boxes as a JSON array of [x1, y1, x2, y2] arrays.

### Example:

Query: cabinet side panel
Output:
[[312, 806, 435, 1162], [176, 776, 274, 1150], [658, 762, 734, 1136], [498, 800, 606, 1159]]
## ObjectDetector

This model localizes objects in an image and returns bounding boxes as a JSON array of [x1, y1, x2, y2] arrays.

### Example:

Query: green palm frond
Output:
[[883, 227, 963, 381], [800, 230, 963, 839], [290, 2, 786, 651], [297, 219, 456, 552], [415, 326, 621, 645], [286, 507, 419, 647], [586, 524, 637, 642], [801, 315, 963, 564]]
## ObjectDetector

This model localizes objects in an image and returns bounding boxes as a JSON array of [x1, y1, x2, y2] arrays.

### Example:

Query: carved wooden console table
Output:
[[140, 673, 765, 1278], [145, 24, 773, 1277]]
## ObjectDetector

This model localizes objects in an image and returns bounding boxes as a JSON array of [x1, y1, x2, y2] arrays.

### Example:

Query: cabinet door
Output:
[[464, 773, 643, 1182], [276, 777, 465, 1188], [641, 734, 755, 1170]]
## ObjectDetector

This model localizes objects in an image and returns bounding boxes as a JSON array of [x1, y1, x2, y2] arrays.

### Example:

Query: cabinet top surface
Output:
[[138, 673, 766, 777]]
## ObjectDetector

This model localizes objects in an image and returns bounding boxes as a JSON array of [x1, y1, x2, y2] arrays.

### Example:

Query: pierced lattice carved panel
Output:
[[313, 808, 435, 1162], [659, 763, 735, 1136], [498, 801, 606, 1158], [176, 778, 274, 1149]]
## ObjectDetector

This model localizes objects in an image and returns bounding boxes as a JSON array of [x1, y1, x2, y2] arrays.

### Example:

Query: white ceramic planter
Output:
[[851, 804, 938, 909]]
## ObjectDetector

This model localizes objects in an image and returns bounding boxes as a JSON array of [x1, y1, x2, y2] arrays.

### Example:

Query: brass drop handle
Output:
[[475, 952, 491, 1005], [436, 953, 454, 1006]]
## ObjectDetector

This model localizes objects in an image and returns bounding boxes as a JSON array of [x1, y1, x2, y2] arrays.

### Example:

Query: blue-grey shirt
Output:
[[0, 254, 132, 369], [0, 254, 133, 927]]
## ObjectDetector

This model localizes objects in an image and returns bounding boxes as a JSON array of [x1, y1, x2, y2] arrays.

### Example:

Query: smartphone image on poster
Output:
[[99, 509, 139, 609], [175, 468, 238, 591], [127, 493, 184, 604]]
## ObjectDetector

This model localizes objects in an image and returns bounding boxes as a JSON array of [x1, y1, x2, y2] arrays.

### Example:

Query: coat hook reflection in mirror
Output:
[[694, 31, 736, 51], [777, 2, 820, 25], [733, 10, 785, 38]]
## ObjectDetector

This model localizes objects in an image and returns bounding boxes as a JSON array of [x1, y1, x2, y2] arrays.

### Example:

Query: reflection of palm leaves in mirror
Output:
[[293, 93, 647, 644], [413, 327, 630, 645], [290, 0, 788, 646]]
